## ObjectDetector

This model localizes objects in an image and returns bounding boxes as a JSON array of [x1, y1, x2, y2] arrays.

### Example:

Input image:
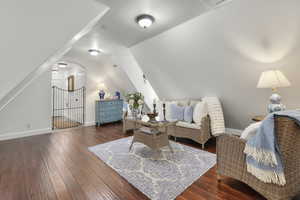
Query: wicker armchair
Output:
[[217, 116, 300, 200]]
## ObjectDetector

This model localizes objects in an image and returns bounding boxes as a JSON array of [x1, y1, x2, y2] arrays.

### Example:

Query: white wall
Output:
[[131, 0, 300, 129], [57, 14, 160, 124], [0, 0, 108, 138], [0, 0, 106, 101], [51, 63, 86, 90], [0, 51, 136, 136], [111, 48, 159, 110], [83, 57, 137, 124], [0, 71, 52, 135], [62, 52, 137, 124]]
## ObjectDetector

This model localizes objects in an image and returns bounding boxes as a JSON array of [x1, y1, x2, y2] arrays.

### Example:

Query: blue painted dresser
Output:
[[95, 99, 123, 126]]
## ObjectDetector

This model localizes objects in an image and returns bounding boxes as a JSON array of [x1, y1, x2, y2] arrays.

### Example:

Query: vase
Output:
[[129, 105, 139, 118], [137, 105, 143, 118], [99, 90, 105, 100], [115, 91, 121, 99]]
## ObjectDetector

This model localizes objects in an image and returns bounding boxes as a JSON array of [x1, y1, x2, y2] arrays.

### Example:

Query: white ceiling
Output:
[[95, 0, 222, 47], [60, 0, 230, 95], [63, 40, 137, 95], [63, 0, 230, 58]]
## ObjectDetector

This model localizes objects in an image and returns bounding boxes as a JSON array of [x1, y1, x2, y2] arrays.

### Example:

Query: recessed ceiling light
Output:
[[57, 62, 67, 68], [136, 14, 155, 29], [88, 49, 101, 56]]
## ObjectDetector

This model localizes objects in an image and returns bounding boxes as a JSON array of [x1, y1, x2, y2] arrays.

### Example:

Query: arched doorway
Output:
[[51, 61, 86, 130]]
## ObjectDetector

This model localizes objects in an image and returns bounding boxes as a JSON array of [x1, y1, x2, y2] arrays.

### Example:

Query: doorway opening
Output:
[[51, 61, 86, 130]]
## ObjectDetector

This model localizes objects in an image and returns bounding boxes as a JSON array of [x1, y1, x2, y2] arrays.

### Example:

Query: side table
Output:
[[252, 115, 265, 122], [123, 117, 138, 134]]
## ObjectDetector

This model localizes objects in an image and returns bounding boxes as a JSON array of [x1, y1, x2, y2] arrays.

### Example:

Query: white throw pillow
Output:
[[240, 122, 262, 140], [156, 101, 177, 121], [190, 100, 201, 108], [193, 102, 208, 125], [177, 100, 189, 107], [166, 101, 177, 121]]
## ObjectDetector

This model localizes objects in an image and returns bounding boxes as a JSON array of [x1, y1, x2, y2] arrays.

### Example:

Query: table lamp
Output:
[[257, 70, 291, 113]]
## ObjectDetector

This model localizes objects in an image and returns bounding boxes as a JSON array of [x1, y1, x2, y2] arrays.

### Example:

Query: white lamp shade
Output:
[[257, 70, 291, 89], [98, 83, 107, 90]]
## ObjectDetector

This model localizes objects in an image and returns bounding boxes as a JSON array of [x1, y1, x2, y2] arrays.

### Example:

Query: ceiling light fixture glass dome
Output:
[[57, 62, 67, 68], [88, 49, 101, 56], [136, 14, 155, 29]]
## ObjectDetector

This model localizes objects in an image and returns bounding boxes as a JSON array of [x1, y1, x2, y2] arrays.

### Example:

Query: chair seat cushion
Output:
[[176, 121, 201, 129]]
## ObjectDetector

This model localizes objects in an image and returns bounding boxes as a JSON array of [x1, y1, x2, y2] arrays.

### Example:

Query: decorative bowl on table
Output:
[[147, 112, 158, 122]]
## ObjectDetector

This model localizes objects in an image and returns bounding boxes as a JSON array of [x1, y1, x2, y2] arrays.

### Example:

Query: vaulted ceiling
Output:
[[95, 0, 223, 47], [62, 0, 232, 108]]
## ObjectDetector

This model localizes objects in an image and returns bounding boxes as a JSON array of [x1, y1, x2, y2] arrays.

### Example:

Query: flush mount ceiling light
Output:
[[88, 49, 101, 56], [57, 62, 67, 68], [136, 14, 155, 29]]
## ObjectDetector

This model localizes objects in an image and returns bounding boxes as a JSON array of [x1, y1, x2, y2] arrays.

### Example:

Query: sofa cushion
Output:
[[193, 102, 208, 124], [176, 121, 201, 129], [165, 101, 177, 121], [183, 106, 193, 123], [157, 101, 176, 121], [170, 104, 184, 121]]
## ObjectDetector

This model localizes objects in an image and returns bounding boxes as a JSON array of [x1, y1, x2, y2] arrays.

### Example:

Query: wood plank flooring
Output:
[[53, 116, 82, 129], [0, 123, 265, 200]]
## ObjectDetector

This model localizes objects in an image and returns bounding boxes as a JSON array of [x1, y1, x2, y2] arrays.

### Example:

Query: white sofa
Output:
[[157, 97, 225, 148]]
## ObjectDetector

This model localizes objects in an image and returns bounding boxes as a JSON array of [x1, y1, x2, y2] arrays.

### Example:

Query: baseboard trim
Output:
[[84, 121, 95, 126], [0, 128, 52, 141], [0, 125, 237, 141], [225, 128, 243, 136], [0, 122, 96, 141]]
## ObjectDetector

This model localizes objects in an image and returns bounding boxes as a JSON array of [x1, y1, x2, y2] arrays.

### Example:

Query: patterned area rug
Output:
[[89, 137, 216, 200]]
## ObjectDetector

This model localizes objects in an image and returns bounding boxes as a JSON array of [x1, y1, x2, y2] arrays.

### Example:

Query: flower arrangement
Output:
[[125, 92, 144, 118], [125, 92, 144, 109]]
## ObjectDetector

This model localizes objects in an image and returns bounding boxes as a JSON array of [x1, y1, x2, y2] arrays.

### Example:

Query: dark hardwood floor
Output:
[[0, 123, 265, 200]]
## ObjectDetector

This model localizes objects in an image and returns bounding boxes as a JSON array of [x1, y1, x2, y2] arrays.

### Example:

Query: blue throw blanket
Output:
[[244, 110, 300, 186]]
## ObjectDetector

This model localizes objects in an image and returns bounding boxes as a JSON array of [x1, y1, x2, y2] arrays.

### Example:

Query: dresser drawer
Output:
[[95, 99, 123, 126]]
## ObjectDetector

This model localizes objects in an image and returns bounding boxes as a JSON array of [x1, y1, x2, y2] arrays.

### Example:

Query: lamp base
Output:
[[268, 93, 286, 113]]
